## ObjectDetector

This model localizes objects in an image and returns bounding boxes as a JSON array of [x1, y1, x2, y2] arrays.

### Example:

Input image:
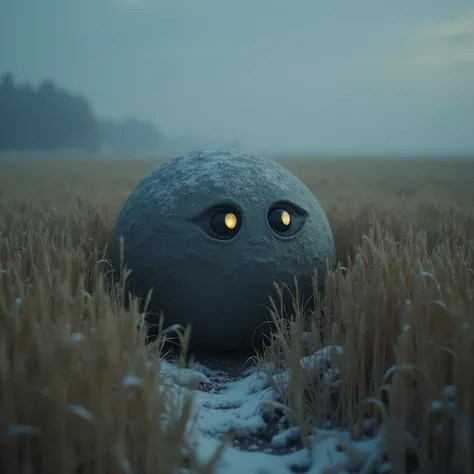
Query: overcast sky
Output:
[[1, 0, 473, 155]]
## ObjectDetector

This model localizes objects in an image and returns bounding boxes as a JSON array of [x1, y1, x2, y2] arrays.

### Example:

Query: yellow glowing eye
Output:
[[225, 213, 238, 229], [268, 207, 293, 234], [210, 209, 240, 239], [281, 210, 291, 226]]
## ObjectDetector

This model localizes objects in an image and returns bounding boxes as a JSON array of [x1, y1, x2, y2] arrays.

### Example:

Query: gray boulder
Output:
[[112, 149, 336, 352]]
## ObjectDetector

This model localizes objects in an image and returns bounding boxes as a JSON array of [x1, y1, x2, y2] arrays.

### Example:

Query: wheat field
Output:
[[0, 156, 473, 474]]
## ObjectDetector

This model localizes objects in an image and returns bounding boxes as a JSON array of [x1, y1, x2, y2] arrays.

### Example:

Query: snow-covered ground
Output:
[[159, 348, 392, 474]]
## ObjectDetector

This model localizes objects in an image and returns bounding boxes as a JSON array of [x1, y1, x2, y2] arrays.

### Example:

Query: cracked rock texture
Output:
[[112, 149, 335, 351]]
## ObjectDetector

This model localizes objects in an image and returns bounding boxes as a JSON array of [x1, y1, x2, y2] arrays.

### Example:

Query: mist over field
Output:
[[1, 0, 474, 157]]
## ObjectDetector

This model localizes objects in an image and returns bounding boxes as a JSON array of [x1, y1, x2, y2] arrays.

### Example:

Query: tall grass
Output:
[[0, 192, 221, 473], [260, 206, 473, 473], [1, 156, 473, 473]]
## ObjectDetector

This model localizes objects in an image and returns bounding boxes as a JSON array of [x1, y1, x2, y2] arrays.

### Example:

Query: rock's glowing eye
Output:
[[210, 211, 240, 238], [268, 207, 294, 234], [225, 212, 238, 230], [281, 210, 291, 226]]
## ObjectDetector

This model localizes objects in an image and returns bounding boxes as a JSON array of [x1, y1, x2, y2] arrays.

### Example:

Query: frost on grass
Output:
[[160, 361, 212, 388], [272, 345, 344, 391]]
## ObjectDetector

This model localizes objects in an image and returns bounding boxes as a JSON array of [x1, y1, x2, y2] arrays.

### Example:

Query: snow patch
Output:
[[156, 346, 397, 474]]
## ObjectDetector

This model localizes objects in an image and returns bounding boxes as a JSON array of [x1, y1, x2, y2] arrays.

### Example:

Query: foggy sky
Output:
[[1, 0, 474, 155]]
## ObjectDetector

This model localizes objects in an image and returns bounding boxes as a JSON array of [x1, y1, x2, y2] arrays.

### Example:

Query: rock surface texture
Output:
[[112, 149, 336, 352]]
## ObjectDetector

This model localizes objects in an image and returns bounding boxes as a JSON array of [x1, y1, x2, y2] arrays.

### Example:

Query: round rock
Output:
[[111, 149, 336, 352]]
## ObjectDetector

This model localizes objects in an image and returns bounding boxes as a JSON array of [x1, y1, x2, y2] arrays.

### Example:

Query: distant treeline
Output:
[[0, 71, 162, 155]]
